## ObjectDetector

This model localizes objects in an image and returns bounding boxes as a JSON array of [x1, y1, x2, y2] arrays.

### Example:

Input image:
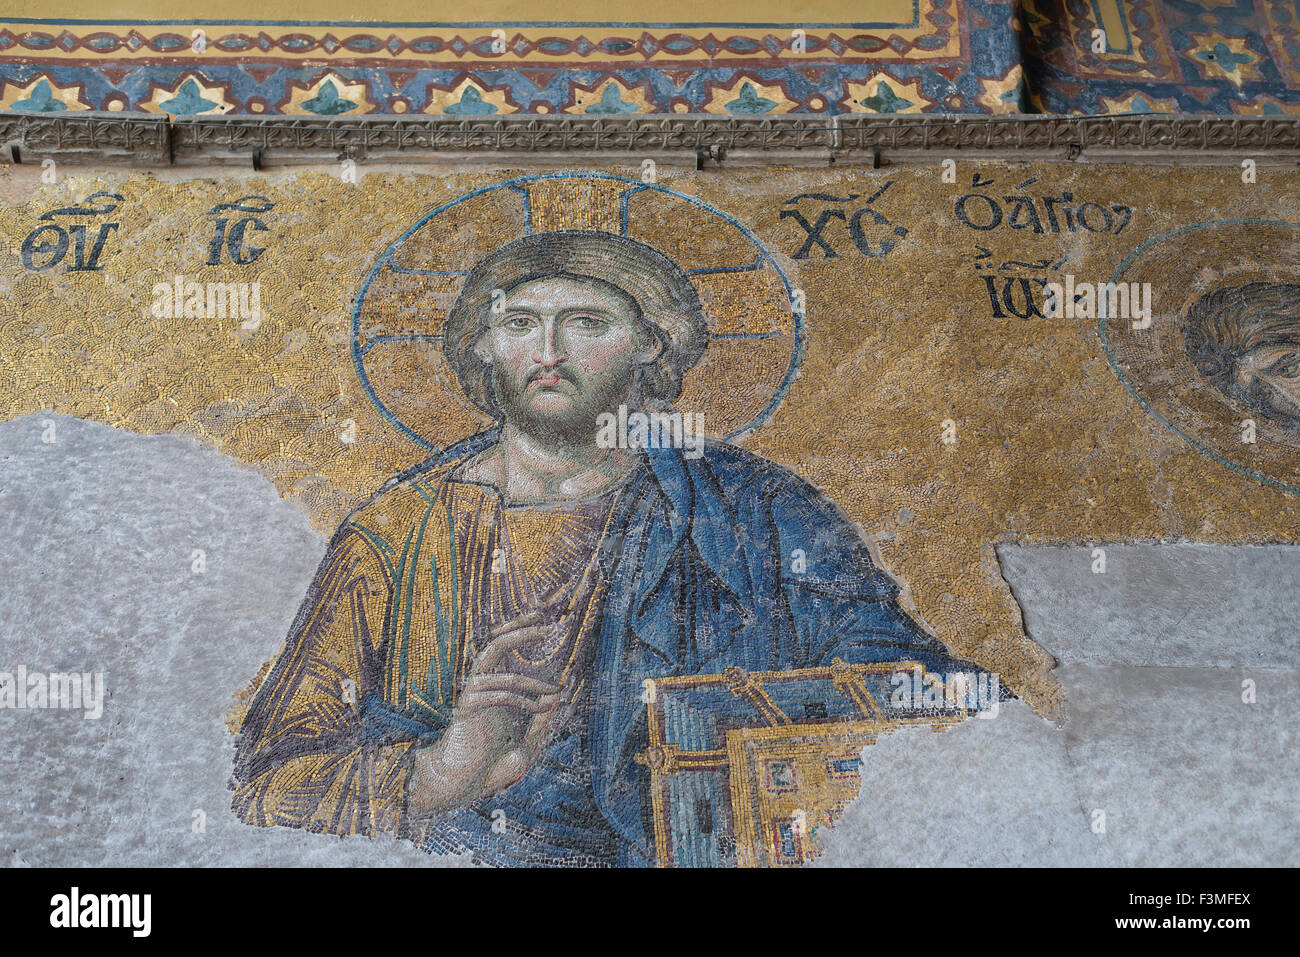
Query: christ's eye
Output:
[[1266, 353, 1300, 379], [502, 313, 535, 332], [567, 313, 610, 333]]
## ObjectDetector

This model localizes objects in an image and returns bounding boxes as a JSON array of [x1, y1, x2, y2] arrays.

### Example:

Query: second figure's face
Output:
[[474, 276, 661, 441], [1234, 341, 1300, 430]]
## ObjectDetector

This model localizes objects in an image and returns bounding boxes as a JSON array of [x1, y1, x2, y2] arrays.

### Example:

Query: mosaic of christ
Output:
[[230, 201, 987, 867]]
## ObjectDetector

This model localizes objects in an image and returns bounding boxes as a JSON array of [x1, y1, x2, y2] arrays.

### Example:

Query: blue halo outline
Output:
[[351, 171, 804, 452], [1099, 217, 1300, 498]]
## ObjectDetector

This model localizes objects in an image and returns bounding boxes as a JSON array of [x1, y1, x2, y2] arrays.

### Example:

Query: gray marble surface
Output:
[[0, 413, 462, 866], [818, 548, 1299, 866], [996, 542, 1300, 668]]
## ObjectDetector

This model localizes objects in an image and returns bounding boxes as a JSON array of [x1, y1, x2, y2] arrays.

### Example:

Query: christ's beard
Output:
[[491, 363, 638, 447]]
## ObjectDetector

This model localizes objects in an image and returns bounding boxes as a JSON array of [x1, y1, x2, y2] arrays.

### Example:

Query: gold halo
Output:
[[351, 173, 801, 451]]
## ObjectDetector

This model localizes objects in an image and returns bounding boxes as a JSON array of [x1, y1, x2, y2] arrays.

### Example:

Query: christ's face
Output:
[[473, 276, 660, 442]]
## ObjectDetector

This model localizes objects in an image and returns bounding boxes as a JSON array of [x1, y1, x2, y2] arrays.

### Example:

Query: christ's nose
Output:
[[532, 318, 566, 368]]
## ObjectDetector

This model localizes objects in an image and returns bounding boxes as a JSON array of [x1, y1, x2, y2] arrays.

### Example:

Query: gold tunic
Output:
[[231, 461, 621, 838]]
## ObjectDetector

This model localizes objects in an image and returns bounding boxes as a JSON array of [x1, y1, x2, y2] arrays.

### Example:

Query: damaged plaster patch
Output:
[[0, 413, 467, 866], [996, 542, 1300, 667], [815, 544, 1299, 867], [815, 701, 1113, 867]]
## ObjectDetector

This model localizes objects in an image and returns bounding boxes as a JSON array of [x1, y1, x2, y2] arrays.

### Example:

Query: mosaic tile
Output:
[[3, 164, 1298, 866]]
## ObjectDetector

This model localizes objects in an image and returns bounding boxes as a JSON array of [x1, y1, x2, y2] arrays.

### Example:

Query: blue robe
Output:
[[383, 427, 988, 866]]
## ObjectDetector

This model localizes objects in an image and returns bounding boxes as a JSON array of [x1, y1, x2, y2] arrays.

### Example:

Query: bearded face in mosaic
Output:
[[1184, 282, 1300, 434], [477, 276, 648, 441], [444, 230, 709, 443]]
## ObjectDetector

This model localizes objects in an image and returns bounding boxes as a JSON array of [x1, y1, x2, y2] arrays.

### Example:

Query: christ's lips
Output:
[[529, 369, 570, 388]]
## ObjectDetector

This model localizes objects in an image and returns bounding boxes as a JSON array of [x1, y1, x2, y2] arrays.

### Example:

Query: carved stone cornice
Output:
[[2, 112, 1297, 167]]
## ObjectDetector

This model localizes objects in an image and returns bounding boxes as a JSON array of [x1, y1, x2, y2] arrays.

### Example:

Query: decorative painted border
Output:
[[0, 29, 960, 67], [1022, 0, 1300, 115], [0, 4, 1030, 116], [0, 62, 1012, 117], [0, 3, 962, 68]]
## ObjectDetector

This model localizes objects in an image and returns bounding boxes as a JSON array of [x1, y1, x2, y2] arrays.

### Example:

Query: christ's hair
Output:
[[443, 230, 709, 416]]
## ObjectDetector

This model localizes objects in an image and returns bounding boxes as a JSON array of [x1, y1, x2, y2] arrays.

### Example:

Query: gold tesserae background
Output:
[[3, 161, 1299, 722]]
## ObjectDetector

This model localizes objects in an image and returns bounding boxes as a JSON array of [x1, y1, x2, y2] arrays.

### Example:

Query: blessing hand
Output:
[[407, 611, 576, 818]]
